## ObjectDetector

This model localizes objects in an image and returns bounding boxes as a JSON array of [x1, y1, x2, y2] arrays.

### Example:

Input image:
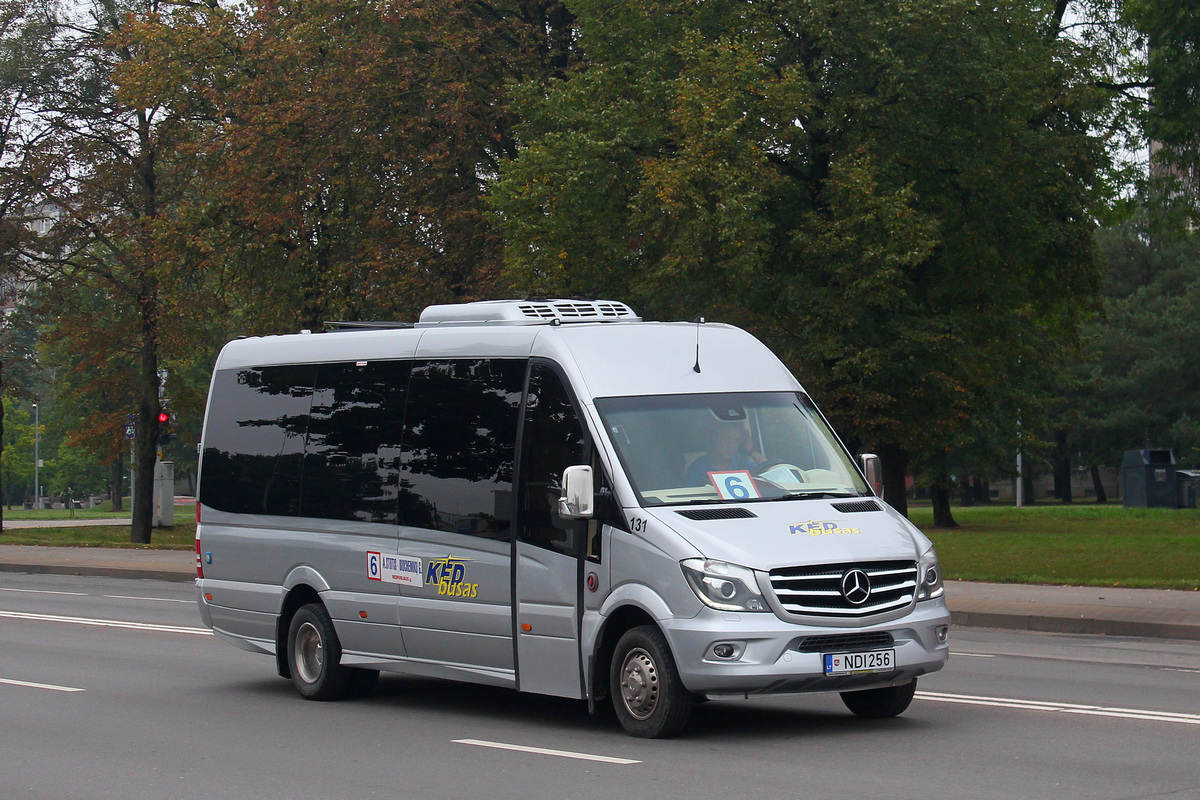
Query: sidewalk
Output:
[[0, 544, 1198, 641], [0, 543, 192, 584]]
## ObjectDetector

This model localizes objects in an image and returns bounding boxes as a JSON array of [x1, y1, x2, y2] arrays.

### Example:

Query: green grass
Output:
[[1, 502, 195, 549], [911, 504, 1200, 590], [2, 497, 138, 518], [0, 523, 195, 549], [2, 501, 1197, 588]]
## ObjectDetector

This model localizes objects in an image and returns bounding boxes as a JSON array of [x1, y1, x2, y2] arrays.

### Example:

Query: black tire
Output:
[[840, 679, 917, 718], [347, 667, 380, 698], [609, 625, 693, 738], [287, 603, 351, 701]]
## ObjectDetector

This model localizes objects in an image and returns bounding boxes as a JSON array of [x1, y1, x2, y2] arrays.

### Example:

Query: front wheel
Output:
[[287, 603, 351, 701], [840, 679, 917, 718], [609, 626, 693, 738]]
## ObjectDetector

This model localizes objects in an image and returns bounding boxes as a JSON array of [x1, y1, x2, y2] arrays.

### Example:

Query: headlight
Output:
[[681, 559, 769, 612], [918, 546, 944, 600]]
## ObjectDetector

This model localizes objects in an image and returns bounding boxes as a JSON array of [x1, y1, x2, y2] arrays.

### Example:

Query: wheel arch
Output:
[[275, 583, 323, 679], [589, 604, 660, 704]]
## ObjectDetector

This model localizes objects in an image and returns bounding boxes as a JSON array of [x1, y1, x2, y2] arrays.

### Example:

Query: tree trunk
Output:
[[130, 276, 160, 545], [876, 443, 909, 518], [960, 476, 975, 507], [930, 453, 959, 527], [111, 453, 124, 513], [1090, 465, 1108, 503], [931, 483, 959, 527], [1022, 467, 1037, 504], [1053, 431, 1072, 503], [0, 359, 4, 531]]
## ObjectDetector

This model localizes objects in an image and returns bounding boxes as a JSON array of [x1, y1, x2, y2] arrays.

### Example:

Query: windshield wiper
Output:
[[766, 491, 861, 501]]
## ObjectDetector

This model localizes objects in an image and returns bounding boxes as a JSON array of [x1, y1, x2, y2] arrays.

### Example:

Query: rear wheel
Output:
[[840, 679, 917, 718], [287, 603, 351, 701], [348, 666, 380, 697], [610, 625, 693, 738]]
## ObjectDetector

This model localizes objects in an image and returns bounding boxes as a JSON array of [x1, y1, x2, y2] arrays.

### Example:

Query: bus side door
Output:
[[514, 362, 588, 699]]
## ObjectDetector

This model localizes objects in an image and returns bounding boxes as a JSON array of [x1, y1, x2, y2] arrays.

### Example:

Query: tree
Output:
[[493, 0, 1107, 523], [2, 0, 211, 542], [1124, 0, 1200, 203], [118, 0, 577, 333], [1073, 210, 1200, 470], [1, 397, 35, 508], [34, 274, 140, 509]]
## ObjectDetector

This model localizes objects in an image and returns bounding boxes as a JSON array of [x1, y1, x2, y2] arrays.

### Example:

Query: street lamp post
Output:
[[33, 402, 39, 510]]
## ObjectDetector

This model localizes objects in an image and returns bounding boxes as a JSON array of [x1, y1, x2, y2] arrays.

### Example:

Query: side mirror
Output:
[[558, 465, 595, 519], [860, 453, 883, 499]]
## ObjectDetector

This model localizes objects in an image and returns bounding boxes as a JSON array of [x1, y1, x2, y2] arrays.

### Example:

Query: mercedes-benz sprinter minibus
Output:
[[195, 299, 949, 737]]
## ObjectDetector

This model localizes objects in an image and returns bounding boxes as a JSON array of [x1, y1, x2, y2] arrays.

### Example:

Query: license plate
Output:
[[824, 649, 896, 676]]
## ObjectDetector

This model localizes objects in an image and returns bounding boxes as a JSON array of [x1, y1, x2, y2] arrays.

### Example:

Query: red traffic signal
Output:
[[157, 410, 175, 446]]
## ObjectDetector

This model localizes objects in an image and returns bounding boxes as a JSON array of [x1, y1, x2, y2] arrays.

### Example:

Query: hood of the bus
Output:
[[643, 498, 926, 571]]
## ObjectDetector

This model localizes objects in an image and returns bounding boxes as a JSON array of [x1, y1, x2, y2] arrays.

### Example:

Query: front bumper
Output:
[[664, 598, 950, 695]]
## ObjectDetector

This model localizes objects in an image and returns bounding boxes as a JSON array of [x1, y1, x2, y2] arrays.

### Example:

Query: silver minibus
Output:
[[195, 299, 949, 737]]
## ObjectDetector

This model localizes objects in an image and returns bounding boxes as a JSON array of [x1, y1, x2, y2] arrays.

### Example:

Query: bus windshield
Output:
[[594, 392, 871, 506]]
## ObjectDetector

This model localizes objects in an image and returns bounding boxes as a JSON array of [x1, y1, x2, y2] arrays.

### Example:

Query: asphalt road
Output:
[[2, 572, 1198, 800]]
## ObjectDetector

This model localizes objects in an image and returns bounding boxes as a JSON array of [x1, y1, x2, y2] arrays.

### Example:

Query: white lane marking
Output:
[[103, 595, 193, 604], [0, 677, 85, 692], [0, 586, 191, 603], [0, 587, 88, 597], [916, 691, 1200, 726], [454, 739, 641, 765], [0, 610, 211, 636], [951, 652, 996, 658]]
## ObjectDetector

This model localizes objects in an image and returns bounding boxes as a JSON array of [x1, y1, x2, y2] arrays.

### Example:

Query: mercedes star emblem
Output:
[[841, 568, 872, 606]]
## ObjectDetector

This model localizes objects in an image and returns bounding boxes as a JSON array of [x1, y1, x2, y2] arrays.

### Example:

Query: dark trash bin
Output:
[[1121, 449, 1177, 508], [1177, 470, 1200, 509]]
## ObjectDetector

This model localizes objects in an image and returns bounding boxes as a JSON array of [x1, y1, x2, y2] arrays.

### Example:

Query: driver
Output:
[[687, 424, 763, 485]]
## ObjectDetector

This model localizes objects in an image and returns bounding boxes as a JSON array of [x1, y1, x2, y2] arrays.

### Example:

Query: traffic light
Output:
[[157, 410, 174, 445]]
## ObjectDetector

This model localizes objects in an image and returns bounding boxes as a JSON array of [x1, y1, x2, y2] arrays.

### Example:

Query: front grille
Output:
[[769, 560, 917, 618], [794, 631, 895, 653], [676, 507, 757, 520]]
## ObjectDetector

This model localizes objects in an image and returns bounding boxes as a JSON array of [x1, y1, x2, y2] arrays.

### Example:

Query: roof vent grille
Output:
[[420, 299, 639, 326]]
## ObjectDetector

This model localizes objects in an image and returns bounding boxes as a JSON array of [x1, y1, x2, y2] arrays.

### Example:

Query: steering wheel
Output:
[[750, 460, 806, 492], [753, 460, 806, 479]]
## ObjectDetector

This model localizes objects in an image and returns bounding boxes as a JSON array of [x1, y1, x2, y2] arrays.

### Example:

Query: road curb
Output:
[[3, 555, 1198, 641], [950, 610, 1200, 641], [0, 561, 195, 584]]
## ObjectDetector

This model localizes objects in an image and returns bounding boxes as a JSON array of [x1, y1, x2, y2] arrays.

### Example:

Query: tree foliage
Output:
[[1124, 0, 1200, 197], [493, 0, 1108, 520], [1075, 213, 1200, 466], [1, 0, 212, 542], [0, 0, 1195, 524], [118, 0, 574, 332]]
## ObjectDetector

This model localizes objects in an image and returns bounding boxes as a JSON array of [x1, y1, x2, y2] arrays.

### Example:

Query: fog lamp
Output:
[[710, 642, 743, 660]]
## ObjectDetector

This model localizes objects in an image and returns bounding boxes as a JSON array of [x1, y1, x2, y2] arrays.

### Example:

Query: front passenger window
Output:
[[518, 364, 586, 553]]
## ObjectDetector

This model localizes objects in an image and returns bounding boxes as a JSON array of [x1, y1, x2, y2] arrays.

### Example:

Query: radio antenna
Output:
[[693, 317, 704, 373]]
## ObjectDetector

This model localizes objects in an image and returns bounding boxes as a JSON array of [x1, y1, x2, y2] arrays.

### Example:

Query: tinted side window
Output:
[[398, 359, 525, 539], [300, 360, 410, 523], [200, 365, 315, 515], [517, 364, 587, 553]]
